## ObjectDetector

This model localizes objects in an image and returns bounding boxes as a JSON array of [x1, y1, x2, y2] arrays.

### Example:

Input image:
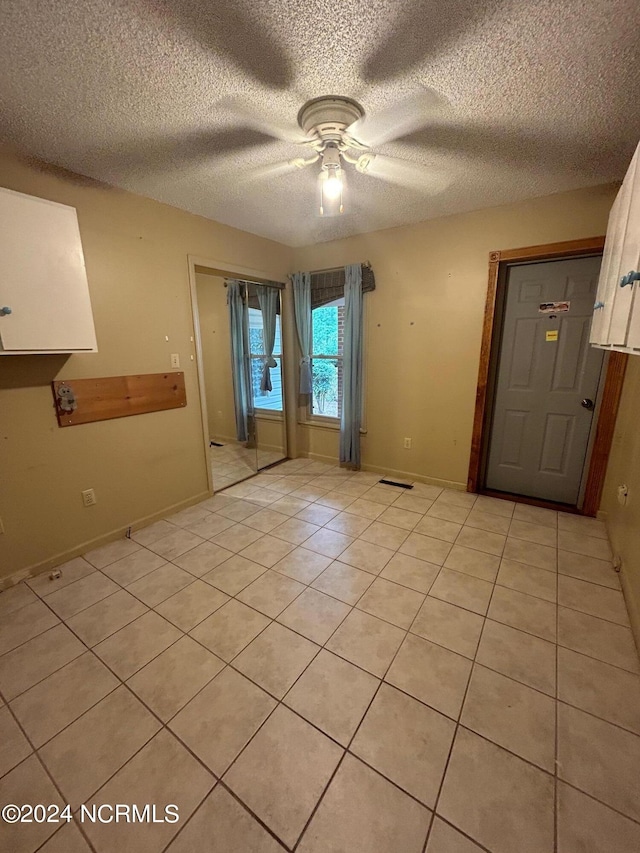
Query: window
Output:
[[248, 307, 283, 412], [310, 297, 345, 420]]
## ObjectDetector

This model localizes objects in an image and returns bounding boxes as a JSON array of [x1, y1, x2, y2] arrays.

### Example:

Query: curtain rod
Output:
[[223, 277, 285, 289], [288, 261, 372, 278]]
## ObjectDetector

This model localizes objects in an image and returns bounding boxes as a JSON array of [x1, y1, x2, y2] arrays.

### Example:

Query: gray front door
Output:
[[485, 256, 604, 504]]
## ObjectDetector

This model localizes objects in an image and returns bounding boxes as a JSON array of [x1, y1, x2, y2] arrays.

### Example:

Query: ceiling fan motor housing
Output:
[[321, 145, 341, 170], [298, 96, 364, 144]]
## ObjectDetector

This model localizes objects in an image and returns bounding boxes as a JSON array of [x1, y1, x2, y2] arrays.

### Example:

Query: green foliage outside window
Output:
[[312, 305, 339, 355], [311, 304, 342, 417], [312, 359, 338, 414]]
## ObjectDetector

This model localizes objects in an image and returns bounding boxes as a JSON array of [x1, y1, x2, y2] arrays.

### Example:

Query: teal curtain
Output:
[[256, 285, 278, 392], [227, 280, 248, 442], [292, 271, 312, 394], [340, 263, 363, 469]]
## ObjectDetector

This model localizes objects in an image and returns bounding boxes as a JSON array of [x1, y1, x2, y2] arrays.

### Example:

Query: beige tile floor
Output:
[[1, 458, 640, 852], [210, 441, 285, 491], [210, 441, 258, 491]]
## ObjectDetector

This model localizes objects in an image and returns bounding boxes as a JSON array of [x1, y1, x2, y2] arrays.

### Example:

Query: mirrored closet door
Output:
[[194, 271, 286, 492], [246, 282, 287, 471]]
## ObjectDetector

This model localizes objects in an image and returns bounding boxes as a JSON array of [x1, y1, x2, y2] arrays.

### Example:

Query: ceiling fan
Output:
[[290, 96, 377, 215], [247, 92, 450, 215]]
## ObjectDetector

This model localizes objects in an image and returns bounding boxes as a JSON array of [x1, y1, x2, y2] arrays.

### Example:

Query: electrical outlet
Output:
[[170, 353, 180, 369], [617, 484, 629, 506], [81, 488, 97, 507], [403, 437, 412, 449]]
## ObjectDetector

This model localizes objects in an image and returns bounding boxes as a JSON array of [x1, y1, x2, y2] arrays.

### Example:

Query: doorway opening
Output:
[[468, 237, 628, 516], [188, 259, 288, 494]]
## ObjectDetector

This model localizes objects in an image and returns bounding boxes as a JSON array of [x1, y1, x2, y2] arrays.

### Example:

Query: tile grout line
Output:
[[177, 508, 439, 849], [2, 503, 638, 765], [288, 578, 435, 853], [23, 588, 224, 850], [0, 679, 101, 853], [2, 468, 638, 851], [0, 559, 635, 696], [14, 569, 640, 840], [419, 531, 500, 852]]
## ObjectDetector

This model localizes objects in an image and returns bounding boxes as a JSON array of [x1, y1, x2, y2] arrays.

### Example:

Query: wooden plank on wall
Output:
[[52, 372, 186, 427]]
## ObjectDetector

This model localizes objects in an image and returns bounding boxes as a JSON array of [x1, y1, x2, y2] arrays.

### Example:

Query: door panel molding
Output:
[[468, 236, 627, 516]]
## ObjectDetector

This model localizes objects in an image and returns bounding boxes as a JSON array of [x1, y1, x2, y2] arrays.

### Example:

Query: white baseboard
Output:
[[362, 463, 466, 491], [299, 453, 467, 492], [303, 451, 342, 466], [209, 434, 238, 445], [1, 490, 211, 591]]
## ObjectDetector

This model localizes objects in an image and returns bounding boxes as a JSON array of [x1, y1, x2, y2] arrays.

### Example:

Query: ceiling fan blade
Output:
[[242, 154, 320, 183], [346, 88, 449, 148], [222, 99, 311, 146], [59, 127, 282, 180], [244, 161, 299, 182], [396, 123, 624, 175], [360, 0, 502, 83], [152, 0, 292, 89], [357, 153, 450, 194]]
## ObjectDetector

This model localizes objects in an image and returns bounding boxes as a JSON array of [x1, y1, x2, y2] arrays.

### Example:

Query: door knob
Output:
[[0, 306, 12, 316], [581, 398, 594, 410]]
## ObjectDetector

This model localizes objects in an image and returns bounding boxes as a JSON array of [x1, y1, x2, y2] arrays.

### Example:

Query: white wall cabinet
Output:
[[0, 187, 97, 354], [590, 141, 640, 353]]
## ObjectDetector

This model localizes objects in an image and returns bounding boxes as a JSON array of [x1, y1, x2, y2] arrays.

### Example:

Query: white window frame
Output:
[[248, 305, 284, 416], [300, 296, 367, 432], [306, 297, 344, 426]]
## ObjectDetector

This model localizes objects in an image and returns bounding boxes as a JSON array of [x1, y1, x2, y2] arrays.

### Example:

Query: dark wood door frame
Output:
[[467, 236, 628, 516]]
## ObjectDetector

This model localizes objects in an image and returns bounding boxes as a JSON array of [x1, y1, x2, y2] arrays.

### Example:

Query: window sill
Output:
[[255, 410, 284, 421], [298, 417, 367, 435], [299, 416, 340, 431]]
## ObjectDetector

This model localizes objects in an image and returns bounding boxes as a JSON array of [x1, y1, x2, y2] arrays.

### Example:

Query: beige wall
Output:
[[601, 357, 640, 645], [293, 183, 618, 485], [195, 274, 237, 442], [256, 416, 286, 456], [0, 152, 623, 587], [0, 151, 291, 583]]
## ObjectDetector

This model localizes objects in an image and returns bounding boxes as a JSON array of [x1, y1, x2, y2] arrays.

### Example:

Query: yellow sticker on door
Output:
[[545, 330, 559, 342]]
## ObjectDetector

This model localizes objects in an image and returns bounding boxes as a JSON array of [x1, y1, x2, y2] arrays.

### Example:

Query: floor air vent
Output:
[[378, 479, 413, 489]]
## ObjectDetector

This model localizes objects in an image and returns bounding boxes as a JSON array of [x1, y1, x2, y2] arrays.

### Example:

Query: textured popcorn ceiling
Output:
[[1, 0, 639, 246]]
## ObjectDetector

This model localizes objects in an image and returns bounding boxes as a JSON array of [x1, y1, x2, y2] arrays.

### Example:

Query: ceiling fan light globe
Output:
[[323, 174, 343, 199]]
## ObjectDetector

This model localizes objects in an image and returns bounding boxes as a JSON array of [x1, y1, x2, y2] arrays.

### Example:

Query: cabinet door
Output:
[[595, 154, 637, 347], [607, 146, 640, 346], [590, 193, 620, 345], [0, 188, 97, 352]]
